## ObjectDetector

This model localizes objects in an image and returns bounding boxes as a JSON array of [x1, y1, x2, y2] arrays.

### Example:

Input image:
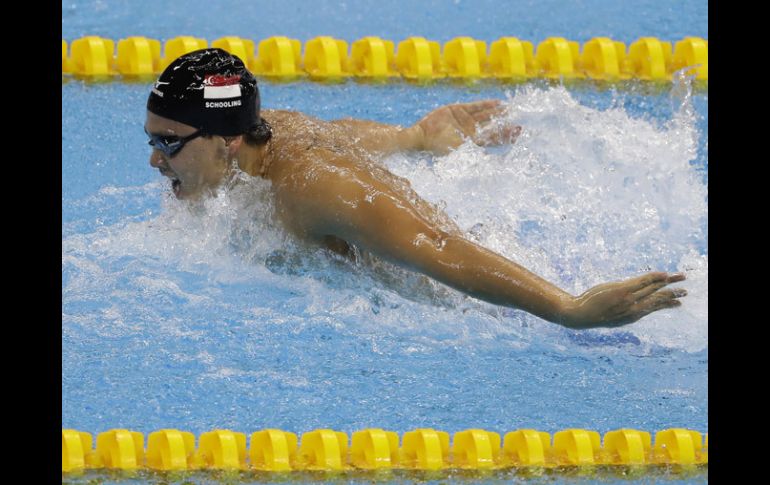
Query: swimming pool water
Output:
[[62, 1, 707, 483]]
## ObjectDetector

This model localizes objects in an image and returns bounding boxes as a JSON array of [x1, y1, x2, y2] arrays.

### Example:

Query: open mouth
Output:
[[160, 169, 181, 196], [171, 178, 181, 196]]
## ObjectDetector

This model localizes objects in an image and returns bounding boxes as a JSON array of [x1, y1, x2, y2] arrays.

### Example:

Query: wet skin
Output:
[[145, 100, 687, 329]]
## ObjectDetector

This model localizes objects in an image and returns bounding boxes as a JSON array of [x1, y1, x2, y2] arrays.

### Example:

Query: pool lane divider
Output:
[[62, 427, 708, 472], [62, 35, 708, 81]]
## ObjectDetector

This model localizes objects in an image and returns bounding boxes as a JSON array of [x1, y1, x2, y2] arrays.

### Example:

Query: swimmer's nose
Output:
[[149, 149, 167, 169]]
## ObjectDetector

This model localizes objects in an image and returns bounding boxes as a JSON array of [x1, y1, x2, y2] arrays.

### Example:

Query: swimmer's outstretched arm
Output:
[[281, 151, 687, 330], [330, 99, 521, 156]]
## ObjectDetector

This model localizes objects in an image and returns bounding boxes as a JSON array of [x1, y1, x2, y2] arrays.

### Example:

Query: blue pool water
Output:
[[62, 1, 707, 483]]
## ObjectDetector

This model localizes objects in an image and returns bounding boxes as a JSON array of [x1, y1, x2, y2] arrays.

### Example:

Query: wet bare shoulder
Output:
[[262, 110, 372, 181], [262, 110, 325, 149], [263, 109, 371, 155]]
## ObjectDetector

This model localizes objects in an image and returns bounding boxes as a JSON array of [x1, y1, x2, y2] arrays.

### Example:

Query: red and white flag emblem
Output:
[[203, 74, 242, 99]]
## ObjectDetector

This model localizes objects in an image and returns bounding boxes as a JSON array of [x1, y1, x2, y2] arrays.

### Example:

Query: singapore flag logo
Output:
[[203, 74, 242, 99]]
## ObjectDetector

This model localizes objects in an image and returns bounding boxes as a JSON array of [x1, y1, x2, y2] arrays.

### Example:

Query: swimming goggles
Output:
[[146, 129, 205, 157]]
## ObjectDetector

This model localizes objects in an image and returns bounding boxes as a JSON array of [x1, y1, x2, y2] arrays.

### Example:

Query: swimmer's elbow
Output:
[[412, 230, 450, 252], [383, 231, 469, 277]]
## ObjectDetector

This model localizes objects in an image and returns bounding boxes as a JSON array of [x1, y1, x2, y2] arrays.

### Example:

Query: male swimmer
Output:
[[145, 48, 687, 330]]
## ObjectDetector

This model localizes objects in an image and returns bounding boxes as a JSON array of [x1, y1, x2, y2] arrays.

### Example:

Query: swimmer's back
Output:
[[260, 109, 463, 242], [262, 109, 364, 162], [261, 108, 403, 193]]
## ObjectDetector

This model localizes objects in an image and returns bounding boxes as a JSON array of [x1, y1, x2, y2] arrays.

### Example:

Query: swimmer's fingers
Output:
[[631, 272, 687, 301], [461, 99, 504, 115], [451, 105, 486, 136], [615, 288, 687, 326], [566, 273, 687, 329], [417, 100, 516, 154], [457, 101, 522, 146], [612, 272, 687, 324], [464, 100, 506, 118], [474, 122, 522, 146], [463, 102, 511, 130], [626, 271, 685, 292]]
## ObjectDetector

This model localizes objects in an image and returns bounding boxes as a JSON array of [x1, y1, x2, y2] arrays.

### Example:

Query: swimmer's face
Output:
[[145, 111, 232, 200]]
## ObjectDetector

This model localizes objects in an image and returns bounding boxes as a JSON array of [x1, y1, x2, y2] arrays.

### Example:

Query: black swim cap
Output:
[[147, 48, 260, 136]]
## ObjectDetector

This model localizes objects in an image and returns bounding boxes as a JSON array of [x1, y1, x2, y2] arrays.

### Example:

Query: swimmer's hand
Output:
[[411, 99, 522, 156], [560, 272, 688, 329]]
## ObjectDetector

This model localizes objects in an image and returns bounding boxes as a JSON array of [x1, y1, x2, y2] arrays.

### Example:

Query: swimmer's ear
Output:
[[224, 135, 243, 156]]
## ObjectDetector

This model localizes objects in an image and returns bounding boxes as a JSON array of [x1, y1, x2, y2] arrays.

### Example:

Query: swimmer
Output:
[[145, 48, 687, 330]]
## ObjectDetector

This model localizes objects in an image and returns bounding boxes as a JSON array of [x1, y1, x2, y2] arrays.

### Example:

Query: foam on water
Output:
[[62, 83, 707, 359]]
